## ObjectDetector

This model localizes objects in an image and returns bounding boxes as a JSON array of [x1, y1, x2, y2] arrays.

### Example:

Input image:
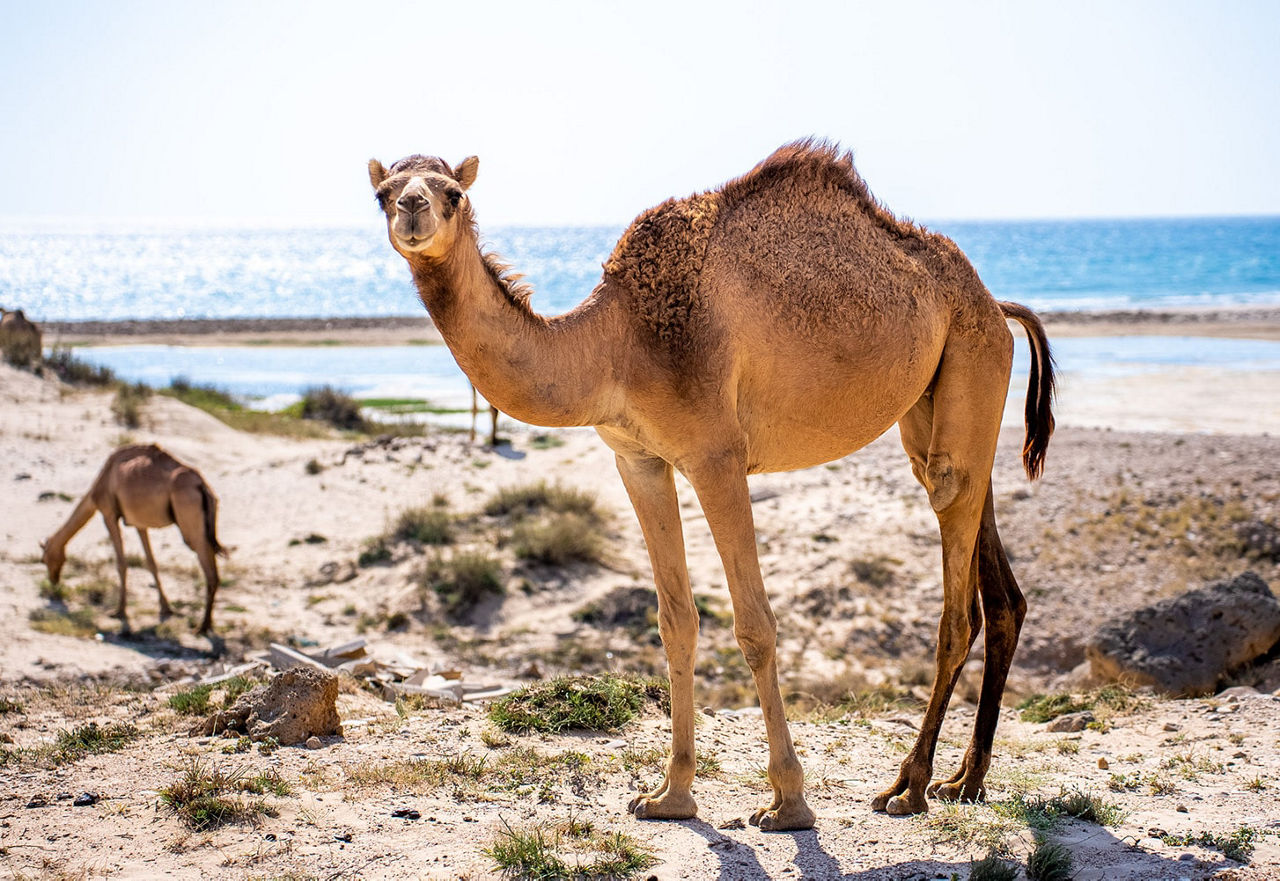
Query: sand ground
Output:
[[2, 317, 1279, 879]]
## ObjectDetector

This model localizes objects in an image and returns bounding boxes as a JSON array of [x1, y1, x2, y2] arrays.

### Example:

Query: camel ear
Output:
[[368, 159, 389, 190], [455, 156, 479, 190]]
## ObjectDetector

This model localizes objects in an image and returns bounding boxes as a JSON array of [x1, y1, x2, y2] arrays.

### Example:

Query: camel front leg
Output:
[[135, 528, 173, 620], [615, 453, 698, 820], [687, 451, 815, 831], [101, 513, 130, 630]]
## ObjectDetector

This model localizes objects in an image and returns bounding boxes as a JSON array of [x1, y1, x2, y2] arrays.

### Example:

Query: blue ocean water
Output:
[[2, 217, 1279, 321]]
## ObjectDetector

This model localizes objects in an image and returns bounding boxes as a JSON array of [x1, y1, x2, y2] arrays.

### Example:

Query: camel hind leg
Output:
[[872, 321, 1011, 815], [928, 487, 1026, 802], [172, 484, 219, 635], [135, 528, 173, 620]]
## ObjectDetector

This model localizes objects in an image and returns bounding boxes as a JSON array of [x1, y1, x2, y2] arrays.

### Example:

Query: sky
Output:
[[2, 0, 1278, 226]]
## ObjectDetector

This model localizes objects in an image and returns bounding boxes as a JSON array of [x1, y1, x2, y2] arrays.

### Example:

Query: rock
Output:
[[1086, 572, 1280, 696], [1217, 685, 1261, 700], [391, 808, 420, 820], [1164, 722, 1181, 732], [306, 736, 322, 749], [73, 792, 98, 807], [1097, 757, 1109, 769], [1046, 711, 1094, 732], [189, 666, 342, 745]]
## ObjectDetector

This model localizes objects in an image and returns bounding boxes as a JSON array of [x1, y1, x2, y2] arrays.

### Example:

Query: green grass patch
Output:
[[29, 606, 98, 638], [489, 675, 667, 734], [51, 721, 138, 765], [0, 697, 24, 715], [167, 675, 258, 716], [162, 378, 331, 438], [1159, 827, 1258, 863], [485, 817, 657, 879], [159, 758, 278, 830]]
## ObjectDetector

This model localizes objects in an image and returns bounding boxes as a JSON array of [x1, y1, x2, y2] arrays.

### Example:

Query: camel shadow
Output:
[[101, 624, 224, 661], [491, 440, 526, 461], [667, 815, 1237, 880]]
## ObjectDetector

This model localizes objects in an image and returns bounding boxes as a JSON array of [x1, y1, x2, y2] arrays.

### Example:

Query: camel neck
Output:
[[407, 229, 620, 427]]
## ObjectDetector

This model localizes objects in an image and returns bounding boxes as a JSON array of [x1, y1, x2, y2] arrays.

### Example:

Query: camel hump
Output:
[[604, 191, 721, 351]]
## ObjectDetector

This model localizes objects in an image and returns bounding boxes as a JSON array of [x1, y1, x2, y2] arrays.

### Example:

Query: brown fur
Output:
[[369, 141, 1056, 828], [0, 308, 42, 367], [41, 444, 226, 635]]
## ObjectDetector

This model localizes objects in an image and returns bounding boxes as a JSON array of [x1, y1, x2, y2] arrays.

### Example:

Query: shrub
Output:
[[418, 550, 502, 618], [488, 674, 666, 734], [160, 758, 275, 830], [1027, 836, 1073, 881], [43, 348, 116, 386], [393, 506, 453, 545], [111, 382, 151, 428], [512, 512, 604, 565], [969, 851, 1018, 881], [484, 481, 601, 521], [297, 385, 364, 430]]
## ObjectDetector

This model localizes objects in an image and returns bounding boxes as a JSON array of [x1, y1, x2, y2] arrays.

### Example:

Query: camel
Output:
[[41, 444, 226, 635], [368, 140, 1054, 829], [0, 307, 42, 367]]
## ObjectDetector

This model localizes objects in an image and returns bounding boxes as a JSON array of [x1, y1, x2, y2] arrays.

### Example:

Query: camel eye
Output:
[[446, 189, 463, 206]]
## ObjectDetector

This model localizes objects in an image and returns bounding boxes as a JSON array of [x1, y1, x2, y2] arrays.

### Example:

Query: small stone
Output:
[[1176, 804, 1189, 813], [1178, 852, 1195, 861], [1097, 757, 1110, 770], [25, 796, 46, 809], [1163, 722, 1181, 732], [1207, 714, 1223, 722], [306, 736, 322, 749], [391, 808, 421, 820], [73, 792, 98, 807], [1233, 751, 1246, 759], [718, 817, 746, 830], [334, 832, 353, 842], [703, 706, 717, 717]]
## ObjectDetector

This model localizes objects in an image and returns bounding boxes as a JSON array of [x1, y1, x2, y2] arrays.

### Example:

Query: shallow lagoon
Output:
[[64, 336, 1280, 413]]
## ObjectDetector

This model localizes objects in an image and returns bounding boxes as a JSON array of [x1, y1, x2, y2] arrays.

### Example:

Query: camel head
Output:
[[368, 154, 479, 260], [40, 539, 64, 585]]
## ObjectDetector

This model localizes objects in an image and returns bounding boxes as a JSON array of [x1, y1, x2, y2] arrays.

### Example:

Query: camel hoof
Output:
[[927, 780, 956, 800], [885, 793, 928, 816], [629, 792, 697, 821], [751, 801, 816, 831], [870, 791, 895, 812]]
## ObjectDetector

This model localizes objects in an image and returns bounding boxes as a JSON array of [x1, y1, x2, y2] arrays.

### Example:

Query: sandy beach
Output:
[[2, 314, 1279, 879]]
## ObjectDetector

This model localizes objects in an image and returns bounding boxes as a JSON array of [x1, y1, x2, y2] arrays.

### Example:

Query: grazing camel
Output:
[[0, 308, 42, 367], [368, 141, 1054, 828], [41, 444, 226, 635]]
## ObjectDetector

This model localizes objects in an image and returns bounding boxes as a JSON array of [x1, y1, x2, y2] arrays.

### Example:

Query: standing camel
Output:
[[41, 444, 225, 635], [368, 141, 1054, 828]]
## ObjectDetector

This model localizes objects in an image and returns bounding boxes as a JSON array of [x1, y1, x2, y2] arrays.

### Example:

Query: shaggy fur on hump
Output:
[[604, 139, 944, 353]]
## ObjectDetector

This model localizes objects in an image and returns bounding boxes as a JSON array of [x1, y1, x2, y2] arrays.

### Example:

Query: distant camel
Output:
[[368, 141, 1054, 828], [0, 308, 42, 367], [469, 384, 499, 446], [42, 444, 226, 635]]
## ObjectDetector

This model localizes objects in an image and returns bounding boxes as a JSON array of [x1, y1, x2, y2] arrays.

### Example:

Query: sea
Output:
[[3, 217, 1279, 410]]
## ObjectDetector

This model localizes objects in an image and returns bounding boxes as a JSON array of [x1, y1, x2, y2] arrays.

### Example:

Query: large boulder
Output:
[[191, 666, 342, 744], [1086, 572, 1280, 696]]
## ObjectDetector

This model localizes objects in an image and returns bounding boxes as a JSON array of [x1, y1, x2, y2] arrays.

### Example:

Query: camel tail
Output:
[[199, 483, 227, 558], [999, 301, 1056, 481]]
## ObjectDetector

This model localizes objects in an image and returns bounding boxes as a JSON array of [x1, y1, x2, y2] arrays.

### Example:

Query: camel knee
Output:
[[925, 453, 970, 513], [734, 613, 777, 671], [657, 596, 698, 659]]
